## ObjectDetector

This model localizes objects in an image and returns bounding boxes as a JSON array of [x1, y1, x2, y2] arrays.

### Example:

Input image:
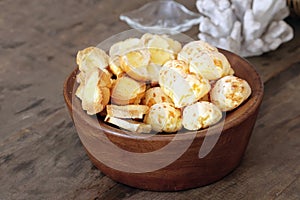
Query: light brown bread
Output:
[[141, 33, 180, 66], [76, 46, 109, 72], [120, 49, 151, 81], [159, 60, 211, 108], [106, 104, 149, 119], [104, 116, 152, 133], [109, 38, 143, 77], [178, 41, 234, 80], [76, 68, 112, 115], [182, 101, 222, 130], [144, 103, 182, 133], [210, 75, 251, 111], [111, 76, 146, 105], [142, 87, 173, 107], [80, 69, 111, 115]]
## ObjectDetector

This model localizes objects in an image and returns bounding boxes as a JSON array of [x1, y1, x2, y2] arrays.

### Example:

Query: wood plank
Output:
[[0, 109, 118, 200]]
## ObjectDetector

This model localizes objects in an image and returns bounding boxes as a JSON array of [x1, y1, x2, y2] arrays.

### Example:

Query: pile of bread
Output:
[[75, 33, 251, 133]]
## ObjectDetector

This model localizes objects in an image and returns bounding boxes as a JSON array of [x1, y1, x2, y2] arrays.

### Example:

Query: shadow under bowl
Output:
[[63, 49, 264, 191]]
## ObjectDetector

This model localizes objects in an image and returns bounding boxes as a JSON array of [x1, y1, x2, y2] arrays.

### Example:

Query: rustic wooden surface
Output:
[[0, 0, 299, 199]]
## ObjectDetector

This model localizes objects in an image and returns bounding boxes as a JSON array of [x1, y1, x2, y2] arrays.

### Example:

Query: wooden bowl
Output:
[[63, 49, 264, 191]]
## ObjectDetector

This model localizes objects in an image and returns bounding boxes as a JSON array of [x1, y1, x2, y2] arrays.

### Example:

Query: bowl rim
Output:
[[63, 48, 264, 141]]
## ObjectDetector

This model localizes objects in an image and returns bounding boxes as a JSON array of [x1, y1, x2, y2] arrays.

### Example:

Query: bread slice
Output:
[[104, 116, 152, 133], [141, 33, 181, 70], [177, 40, 218, 64], [109, 38, 142, 57], [76, 46, 109, 72], [111, 76, 146, 105], [78, 69, 112, 115], [108, 56, 124, 77], [106, 104, 149, 119], [109, 38, 143, 77], [188, 51, 234, 80], [141, 33, 182, 54], [120, 49, 151, 81], [178, 41, 234, 81]]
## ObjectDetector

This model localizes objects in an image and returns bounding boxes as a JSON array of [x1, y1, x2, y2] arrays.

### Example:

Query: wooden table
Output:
[[1, 1, 299, 199]]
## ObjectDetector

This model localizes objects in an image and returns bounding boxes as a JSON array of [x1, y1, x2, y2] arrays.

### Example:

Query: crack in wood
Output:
[[37, 106, 64, 117], [0, 153, 13, 165], [274, 174, 300, 199], [12, 159, 35, 173], [48, 21, 84, 36], [95, 183, 139, 200], [14, 98, 45, 114], [288, 116, 300, 132], [9, 84, 33, 91], [1, 41, 26, 49]]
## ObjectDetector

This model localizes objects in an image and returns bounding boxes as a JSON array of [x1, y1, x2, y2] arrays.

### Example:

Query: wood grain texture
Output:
[[0, 0, 300, 199]]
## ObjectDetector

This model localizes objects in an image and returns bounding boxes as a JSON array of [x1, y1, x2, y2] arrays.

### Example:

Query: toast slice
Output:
[[104, 116, 152, 133], [106, 104, 149, 119]]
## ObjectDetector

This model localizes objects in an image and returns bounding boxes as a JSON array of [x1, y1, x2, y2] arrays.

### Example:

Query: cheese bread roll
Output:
[[210, 75, 251, 111], [142, 87, 173, 107], [144, 103, 182, 133], [188, 51, 234, 80], [159, 60, 211, 108], [177, 40, 218, 62], [182, 101, 222, 130], [178, 41, 234, 80]]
